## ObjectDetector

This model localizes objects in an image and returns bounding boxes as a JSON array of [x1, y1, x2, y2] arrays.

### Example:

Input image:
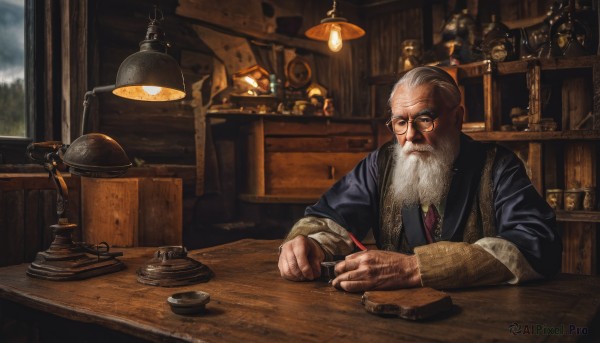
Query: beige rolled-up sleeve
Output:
[[414, 241, 513, 289], [414, 237, 542, 289], [285, 216, 354, 260]]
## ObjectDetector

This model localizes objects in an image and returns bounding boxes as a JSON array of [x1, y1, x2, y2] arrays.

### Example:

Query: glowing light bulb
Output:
[[243, 76, 259, 89], [328, 24, 343, 52], [142, 86, 162, 95]]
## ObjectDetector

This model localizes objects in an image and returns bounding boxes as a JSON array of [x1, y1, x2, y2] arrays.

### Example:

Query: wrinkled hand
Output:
[[331, 250, 421, 292], [278, 235, 325, 281]]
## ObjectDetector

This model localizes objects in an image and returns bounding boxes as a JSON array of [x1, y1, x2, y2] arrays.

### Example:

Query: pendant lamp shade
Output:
[[112, 13, 186, 101], [305, 17, 365, 42], [305, 0, 364, 52]]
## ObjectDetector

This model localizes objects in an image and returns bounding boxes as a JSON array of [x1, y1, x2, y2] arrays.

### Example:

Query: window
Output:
[[0, 0, 26, 138], [0, 0, 54, 165]]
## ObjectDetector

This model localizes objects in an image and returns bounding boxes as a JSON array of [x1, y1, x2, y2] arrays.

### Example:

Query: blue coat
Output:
[[305, 134, 562, 278]]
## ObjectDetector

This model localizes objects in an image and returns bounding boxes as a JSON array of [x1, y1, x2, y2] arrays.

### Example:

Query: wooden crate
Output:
[[81, 177, 182, 247]]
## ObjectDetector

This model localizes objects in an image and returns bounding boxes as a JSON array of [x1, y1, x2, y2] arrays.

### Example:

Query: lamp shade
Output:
[[62, 133, 132, 178], [112, 15, 185, 101], [305, 17, 365, 42], [304, 0, 364, 52]]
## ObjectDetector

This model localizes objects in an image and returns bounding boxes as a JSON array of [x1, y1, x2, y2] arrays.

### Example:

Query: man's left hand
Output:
[[331, 250, 421, 292]]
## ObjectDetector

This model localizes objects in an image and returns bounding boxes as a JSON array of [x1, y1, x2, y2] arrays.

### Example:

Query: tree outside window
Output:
[[0, 0, 26, 138]]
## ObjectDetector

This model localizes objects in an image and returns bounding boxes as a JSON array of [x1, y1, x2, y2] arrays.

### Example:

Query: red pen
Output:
[[348, 232, 368, 251]]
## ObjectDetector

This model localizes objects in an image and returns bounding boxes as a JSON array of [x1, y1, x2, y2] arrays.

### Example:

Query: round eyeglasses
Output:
[[386, 115, 436, 135]]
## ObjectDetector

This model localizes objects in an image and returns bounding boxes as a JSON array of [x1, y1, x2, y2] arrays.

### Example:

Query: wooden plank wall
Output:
[[90, 0, 204, 165], [0, 175, 80, 267]]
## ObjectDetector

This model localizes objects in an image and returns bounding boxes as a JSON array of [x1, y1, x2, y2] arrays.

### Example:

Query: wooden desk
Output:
[[0, 239, 598, 342]]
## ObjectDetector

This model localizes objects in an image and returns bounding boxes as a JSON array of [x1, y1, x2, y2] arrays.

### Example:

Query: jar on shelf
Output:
[[582, 187, 596, 211], [545, 189, 563, 210], [564, 189, 583, 211]]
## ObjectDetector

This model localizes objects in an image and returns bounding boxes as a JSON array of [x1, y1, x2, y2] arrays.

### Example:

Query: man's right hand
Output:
[[278, 235, 325, 281]]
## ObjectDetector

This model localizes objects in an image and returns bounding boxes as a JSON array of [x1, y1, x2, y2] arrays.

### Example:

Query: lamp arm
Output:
[[81, 84, 116, 136], [49, 163, 69, 220], [26, 142, 70, 219]]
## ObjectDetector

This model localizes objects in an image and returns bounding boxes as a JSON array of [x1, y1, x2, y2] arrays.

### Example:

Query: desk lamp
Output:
[[304, 0, 364, 52], [26, 7, 186, 281]]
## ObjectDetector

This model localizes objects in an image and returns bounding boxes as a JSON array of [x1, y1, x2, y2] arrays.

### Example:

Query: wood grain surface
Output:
[[0, 239, 598, 342], [362, 288, 453, 320]]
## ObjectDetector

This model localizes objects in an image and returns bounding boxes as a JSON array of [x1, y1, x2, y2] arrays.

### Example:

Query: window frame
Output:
[[0, 0, 60, 165]]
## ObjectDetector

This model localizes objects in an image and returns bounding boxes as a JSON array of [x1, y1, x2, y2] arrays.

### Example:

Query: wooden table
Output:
[[0, 239, 598, 342]]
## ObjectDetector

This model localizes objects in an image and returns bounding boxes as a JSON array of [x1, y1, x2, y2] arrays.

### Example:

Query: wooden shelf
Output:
[[556, 211, 600, 223], [466, 130, 600, 142], [457, 55, 600, 78], [239, 193, 318, 204], [370, 56, 600, 84]]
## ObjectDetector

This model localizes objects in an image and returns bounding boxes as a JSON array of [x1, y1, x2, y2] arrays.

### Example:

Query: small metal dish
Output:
[[167, 291, 210, 315]]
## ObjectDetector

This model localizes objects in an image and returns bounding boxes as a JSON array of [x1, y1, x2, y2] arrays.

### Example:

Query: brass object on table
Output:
[[25, 141, 125, 281], [546, 189, 563, 210], [137, 246, 213, 287]]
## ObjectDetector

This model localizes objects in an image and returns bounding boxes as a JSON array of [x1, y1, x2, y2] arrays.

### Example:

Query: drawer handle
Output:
[[329, 165, 336, 179]]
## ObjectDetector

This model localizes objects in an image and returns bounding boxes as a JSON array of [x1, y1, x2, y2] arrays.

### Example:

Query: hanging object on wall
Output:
[[304, 0, 364, 52]]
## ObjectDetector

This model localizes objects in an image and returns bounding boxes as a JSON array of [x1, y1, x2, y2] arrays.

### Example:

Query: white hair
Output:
[[389, 66, 461, 110]]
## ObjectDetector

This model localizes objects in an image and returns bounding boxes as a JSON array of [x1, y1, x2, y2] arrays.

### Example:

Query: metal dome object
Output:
[[62, 133, 132, 178]]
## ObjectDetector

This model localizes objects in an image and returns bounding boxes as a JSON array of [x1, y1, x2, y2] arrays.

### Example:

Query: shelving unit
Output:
[[455, 56, 599, 275]]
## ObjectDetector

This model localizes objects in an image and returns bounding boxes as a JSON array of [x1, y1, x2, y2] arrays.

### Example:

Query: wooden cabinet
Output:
[[238, 116, 384, 203], [454, 56, 600, 275]]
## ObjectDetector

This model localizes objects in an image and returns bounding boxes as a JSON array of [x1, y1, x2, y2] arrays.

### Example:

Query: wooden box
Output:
[[81, 177, 182, 247]]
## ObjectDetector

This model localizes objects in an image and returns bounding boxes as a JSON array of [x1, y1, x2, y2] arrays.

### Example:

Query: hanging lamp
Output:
[[112, 6, 186, 101], [305, 0, 365, 52]]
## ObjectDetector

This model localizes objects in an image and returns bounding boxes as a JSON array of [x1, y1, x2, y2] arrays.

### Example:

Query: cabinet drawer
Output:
[[265, 152, 368, 195], [264, 120, 373, 136]]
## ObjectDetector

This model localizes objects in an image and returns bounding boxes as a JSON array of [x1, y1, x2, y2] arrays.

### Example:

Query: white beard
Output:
[[391, 134, 460, 207]]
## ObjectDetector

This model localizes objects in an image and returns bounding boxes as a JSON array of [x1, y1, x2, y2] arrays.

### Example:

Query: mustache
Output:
[[402, 142, 434, 153]]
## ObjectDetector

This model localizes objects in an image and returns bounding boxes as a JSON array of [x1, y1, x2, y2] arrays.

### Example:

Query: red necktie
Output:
[[423, 204, 440, 244]]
